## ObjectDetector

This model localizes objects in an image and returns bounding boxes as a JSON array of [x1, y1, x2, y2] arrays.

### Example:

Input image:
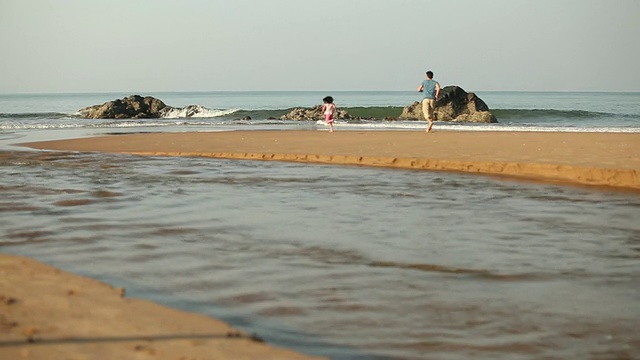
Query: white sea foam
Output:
[[332, 121, 640, 133], [161, 106, 238, 119]]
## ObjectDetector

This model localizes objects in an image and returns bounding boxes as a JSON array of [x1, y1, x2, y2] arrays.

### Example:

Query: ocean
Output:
[[1, 91, 639, 359], [2, 91, 640, 135]]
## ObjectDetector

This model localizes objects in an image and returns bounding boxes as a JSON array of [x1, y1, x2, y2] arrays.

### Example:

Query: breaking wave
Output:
[[2, 107, 636, 122], [492, 108, 640, 122], [160, 105, 238, 119], [1, 105, 638, 133]]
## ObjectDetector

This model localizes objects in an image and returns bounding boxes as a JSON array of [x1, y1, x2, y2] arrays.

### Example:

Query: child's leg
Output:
[[325, 114, 334, 132]]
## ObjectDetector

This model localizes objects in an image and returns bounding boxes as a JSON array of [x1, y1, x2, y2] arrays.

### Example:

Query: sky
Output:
[[1, 0, 639, 93]]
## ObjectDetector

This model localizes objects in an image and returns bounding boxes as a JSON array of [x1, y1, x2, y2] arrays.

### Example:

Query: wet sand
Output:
[[0, 253, 324, 359], [20, 130, 640, 190]]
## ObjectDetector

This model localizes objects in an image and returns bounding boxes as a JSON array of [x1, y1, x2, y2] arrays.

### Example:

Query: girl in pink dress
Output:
[[321, 96, 336, 132]]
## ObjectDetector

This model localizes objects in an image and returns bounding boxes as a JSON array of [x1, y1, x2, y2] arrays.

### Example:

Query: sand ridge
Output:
[[0, 253, 325, 359], [20, 130, 640, 190]]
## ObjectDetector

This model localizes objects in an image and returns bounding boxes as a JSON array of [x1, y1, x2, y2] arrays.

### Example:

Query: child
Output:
[[321, 96, 336, 132]]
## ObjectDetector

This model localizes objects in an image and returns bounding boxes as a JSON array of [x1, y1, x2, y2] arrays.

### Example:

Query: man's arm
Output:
[[418, 84, 424, 92], [435, 82, 441, 98]]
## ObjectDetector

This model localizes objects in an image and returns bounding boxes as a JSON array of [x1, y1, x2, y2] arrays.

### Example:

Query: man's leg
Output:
[[422, 99, 435, 132]]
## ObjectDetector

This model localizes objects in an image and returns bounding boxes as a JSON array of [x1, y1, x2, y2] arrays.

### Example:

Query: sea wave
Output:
[[331, 121, 640, 133], [340, 106, 404, 119], [492, 108, 639, 122], [2, 106, 637, 122], [495, 108, 604, 119], [161, 106, 238, 119], [209, 107, 640, 123], [1, 105, 638, 134], [0, 112, 74, 120]]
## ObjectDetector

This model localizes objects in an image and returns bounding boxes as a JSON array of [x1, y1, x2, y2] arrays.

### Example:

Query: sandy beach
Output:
[[20, 130, 640, 190], [0, 253, 325, 360]]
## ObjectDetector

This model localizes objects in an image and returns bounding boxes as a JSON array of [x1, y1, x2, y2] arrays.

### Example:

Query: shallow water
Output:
[[1, 150, 639, 359]]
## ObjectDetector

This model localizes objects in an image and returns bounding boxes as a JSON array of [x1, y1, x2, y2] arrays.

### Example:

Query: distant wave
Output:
[[0, 112, 74, 120], [1, 106, 638, 123], [0, 108, 382, 121], [492, 108, 639, 122], [493, 108, 605, 120], [341, 106, 404, 119]]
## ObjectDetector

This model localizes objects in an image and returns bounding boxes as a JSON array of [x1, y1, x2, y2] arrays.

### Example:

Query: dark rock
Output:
[[280, 105, 355, 121], [79, 95, 168, 119], [400, 86, 497, 123]]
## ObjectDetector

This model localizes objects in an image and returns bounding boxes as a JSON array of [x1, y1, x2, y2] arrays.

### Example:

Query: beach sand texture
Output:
[[0, 254, 325, 360], [21, 131, 640, 190]]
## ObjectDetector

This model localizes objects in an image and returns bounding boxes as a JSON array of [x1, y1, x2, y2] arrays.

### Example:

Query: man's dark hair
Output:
[[323, 96, 334, 104], [426, 71, 434, 79]]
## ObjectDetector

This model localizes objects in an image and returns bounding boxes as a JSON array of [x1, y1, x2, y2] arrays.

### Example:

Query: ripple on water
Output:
[[1, 150, 640, 359], [53, 199, 100, 207]]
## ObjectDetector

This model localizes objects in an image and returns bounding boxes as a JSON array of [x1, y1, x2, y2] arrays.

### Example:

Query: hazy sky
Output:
[[1, 0, 639, 93]]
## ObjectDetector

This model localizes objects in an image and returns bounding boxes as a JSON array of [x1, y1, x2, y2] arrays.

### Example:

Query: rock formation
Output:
[[79, 95, 168, 119], [400, 86, 497, 123], [78, 89, 496, 123], [280, 105, 355, 121]]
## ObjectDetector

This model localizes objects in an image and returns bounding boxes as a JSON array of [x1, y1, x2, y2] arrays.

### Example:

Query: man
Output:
[[417, 70, 441, 133]]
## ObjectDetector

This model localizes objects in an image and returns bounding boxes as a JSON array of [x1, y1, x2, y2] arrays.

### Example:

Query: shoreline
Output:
[[0, 253, 325, 360], [19, 130, 640, 191]]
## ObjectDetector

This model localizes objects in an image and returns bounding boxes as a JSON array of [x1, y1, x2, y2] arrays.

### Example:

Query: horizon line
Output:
[[2, 89, 640, 96]]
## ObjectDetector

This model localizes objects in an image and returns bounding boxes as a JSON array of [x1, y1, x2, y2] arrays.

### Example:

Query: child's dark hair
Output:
[[323, 96, 334, 104]]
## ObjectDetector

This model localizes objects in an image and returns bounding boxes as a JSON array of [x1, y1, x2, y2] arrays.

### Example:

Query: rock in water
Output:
[[400, 86, 497, 123], [78, 95, 168, 119], [280, 105, 354, 121]]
